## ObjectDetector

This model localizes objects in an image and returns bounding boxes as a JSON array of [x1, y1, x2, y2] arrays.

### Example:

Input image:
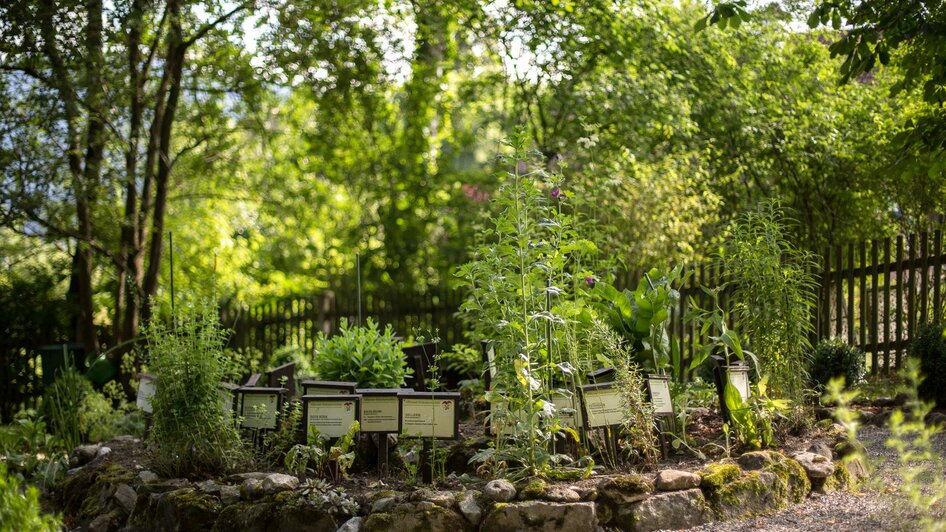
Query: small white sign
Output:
[[647, 376, 673, 415], [728, 370, 751, 403], [241, 393, 279, 430], [136, 375, 155, 414]]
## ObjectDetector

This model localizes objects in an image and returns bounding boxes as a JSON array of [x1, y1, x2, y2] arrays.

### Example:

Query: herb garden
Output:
[[3, 0, 946, 531]]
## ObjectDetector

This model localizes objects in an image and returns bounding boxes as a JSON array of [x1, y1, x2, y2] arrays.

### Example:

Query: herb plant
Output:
[[313, 318, 410, 389], [721, 200, 818, 399], [807, 338, 867, 392], [0, 463, 61, 531], [458, 130, 602, 476], [144, 299, 248, 477]]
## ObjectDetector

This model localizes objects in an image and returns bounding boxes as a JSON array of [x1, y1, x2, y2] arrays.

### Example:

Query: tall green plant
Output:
[[721, 200, 818, 398], [458, 130, 600, 476], [144, 300, 247, 477], [313, 318, 410, 389]]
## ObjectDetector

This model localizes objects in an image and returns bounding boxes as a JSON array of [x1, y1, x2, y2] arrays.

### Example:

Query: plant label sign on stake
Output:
[[300, 380, 358, 396], [551, 392, 583, 429], [399, 391, 460, 484], [728, 367, 751, 403], [266, 362, 297, 396], [302, 395, 361, 439], [646, 374, 675, 459], [480, 340, 497, 391], [586, 367, 617, 384], [580, 383, 623, 463], [357, 388, 402, 475], [136, 373, 156, 414], [238, 387, 286, 432]]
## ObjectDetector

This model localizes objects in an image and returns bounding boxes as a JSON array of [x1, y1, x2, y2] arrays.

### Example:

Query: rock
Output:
[[808, 442, 834, 460], [363, 502, 472, 532], [338, 516, 363, 532], [241, 478, 264, 500], [737, 451, 778, 471], [220, 485, 241, 505], [87, 512, 116, 532], [261, 473, 299, 494], [598, 474, 653, 505], [227, 471, 270, 482], [196, 480, 220, 495], [138, 470, 159, 484], [371, 497, 395, 513], [410, 488, 455, 508], [544, 486, 581, 502], [72, 444, 101, 466], [926, 411, 946, 428], [113, 434, 139, 442], [873, 396, 896, 407], [482, 501, 596, 532], [66, 466, 85, 477], [655, 469, 701, 491], [458, 491, 482, 525], [843, 456, 870, 485], [688, 407, 711, 417], [701, 454, 810, 521], [113, 483, 138, 514], [96, 446, 112, 459], [580, 487, 598, 501], [792, 452, 835, 479], [129, 487, 221, 531], [623, 489, 713, 532], [483, 479, 517, 502]]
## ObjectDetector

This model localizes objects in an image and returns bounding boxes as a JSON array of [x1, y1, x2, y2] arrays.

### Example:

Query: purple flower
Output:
[[551, 187, 562, 199], [584, 276, 596, 288]]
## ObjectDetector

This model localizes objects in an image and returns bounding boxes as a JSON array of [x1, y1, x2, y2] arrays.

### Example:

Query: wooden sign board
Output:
[[239, 387, 285, 430], [580, 383, 624, 429], [300, 380, 357, 396], [244, 373, 262, 387], [219, 382, 239, 415], [302, 395, 361, 439], [402, 343, 439, 391], [586, 367, 616, 384], [356, 388, 401, 433], [266, 362, 296, 395], [728, 367, 751, 403], [646, 375, 674, 416], [136, 374, 155, 414], [399, 392, 460, 440], [551, 392, 583, 429]]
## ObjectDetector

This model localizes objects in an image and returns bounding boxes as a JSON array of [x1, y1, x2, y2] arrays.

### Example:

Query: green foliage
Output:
[[909, 321, 946, 408], [313, 318, 410, 389], [290, 478, 360, 519], [144, 300, 247, 477], [268, 345, 315, 385], [285, 421, 360, 483], [723, 374, 791, 449], [885, 360, 946, 529], [594, 266, 688, 374], [807, 339, 867, 392], [0, 463, 61, 532], [263, 401, 304, 467], [458, 130, 602, 476], [439, 344, 481, 379], [42, 364, 92, 450], [722, 201, 818, 399], [0, 413, 68, 490], [614, 356, 660, 465]]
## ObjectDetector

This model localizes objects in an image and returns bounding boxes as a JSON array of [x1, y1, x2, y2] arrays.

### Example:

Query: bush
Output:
[[313, 318, 410, 388], [0, 463, 61, 531], [909, 321, 946, 407], [807, 338, 867, 391], [145, 300, 247, 477]]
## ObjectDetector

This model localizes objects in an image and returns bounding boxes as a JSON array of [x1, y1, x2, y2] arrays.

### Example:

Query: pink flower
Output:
[[551, 187, 562, 199], [584, 276, 596, 287]]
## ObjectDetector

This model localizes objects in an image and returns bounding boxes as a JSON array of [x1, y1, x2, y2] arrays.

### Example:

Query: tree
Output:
[[0, 0, 257, 360]]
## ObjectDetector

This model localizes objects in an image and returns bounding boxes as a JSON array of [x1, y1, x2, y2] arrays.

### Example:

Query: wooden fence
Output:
[[2, 231, 943, 417], [223, 284, 467, 363]]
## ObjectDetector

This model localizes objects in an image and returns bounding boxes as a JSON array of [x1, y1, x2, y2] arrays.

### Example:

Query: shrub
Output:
[[313, 318, 410, 388], [908, 321, 946, 407], [807, 338, 867, 392], [0, 463, 61, 531], [144, 300, 247, 477]]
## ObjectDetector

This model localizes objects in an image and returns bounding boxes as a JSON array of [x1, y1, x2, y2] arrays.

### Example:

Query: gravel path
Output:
[[687, 426, 946, 531]]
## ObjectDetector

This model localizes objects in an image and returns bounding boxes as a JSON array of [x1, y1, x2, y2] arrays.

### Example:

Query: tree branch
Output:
[[183, 1, 253, 48]]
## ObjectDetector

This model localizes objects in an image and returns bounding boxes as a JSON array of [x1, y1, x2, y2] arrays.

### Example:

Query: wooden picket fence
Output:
[[2, 230, 942, 417], [223, 284, 467, 362]]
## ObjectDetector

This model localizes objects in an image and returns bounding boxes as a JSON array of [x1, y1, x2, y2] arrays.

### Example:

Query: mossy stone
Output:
[[699, 462, 740, 489], [363, 502, 472, 532], [517, 479, 548, 500], [211, 501, 274, 532]]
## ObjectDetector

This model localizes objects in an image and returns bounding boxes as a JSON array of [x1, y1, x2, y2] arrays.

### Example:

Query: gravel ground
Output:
[[687, 425, 946, 532]]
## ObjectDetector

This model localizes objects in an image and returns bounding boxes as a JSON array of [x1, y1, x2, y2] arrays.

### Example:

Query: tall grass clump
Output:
[[144, 299, 247, 477], [722, 200, 818, 399]]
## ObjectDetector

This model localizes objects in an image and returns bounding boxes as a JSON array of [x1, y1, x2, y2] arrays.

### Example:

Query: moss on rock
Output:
[[517, 479, 548, 500], [363, 502, 472, 532], [699, 462, 740, 489]]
